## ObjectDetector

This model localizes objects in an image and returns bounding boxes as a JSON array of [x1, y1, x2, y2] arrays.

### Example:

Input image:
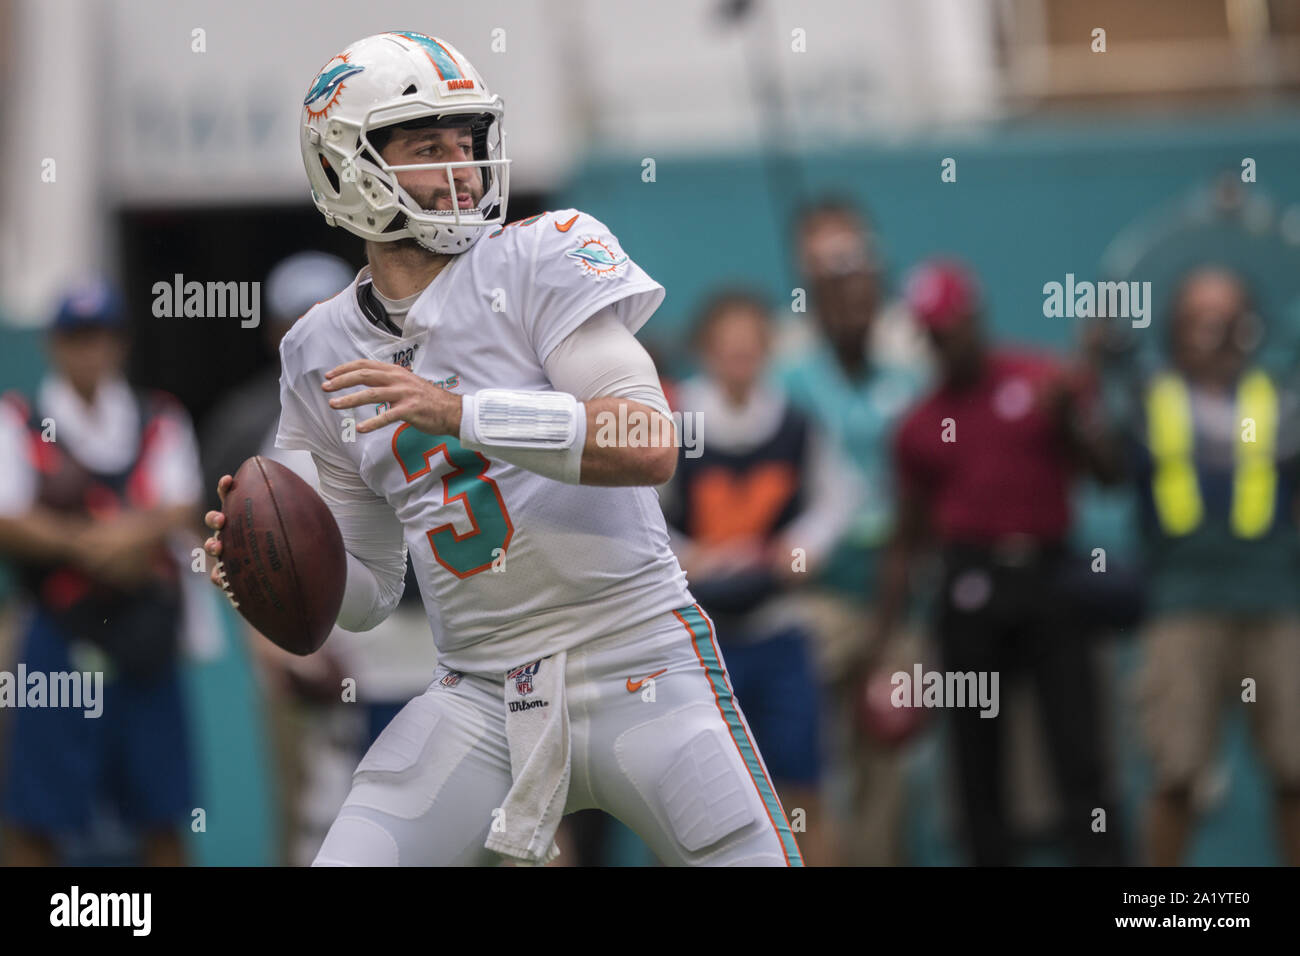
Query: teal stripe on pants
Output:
[[678, 605, 804, 866]]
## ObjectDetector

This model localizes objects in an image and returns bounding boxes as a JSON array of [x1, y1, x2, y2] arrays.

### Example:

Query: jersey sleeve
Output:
[[312, 451, 408, 632], [274, 341, 352, 472], [523, 209, 666, 365], [542, 308, 671, 416], [273, 336, 406, 631]]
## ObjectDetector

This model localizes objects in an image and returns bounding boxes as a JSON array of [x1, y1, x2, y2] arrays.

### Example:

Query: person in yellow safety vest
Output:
[[1130, 266, 1300, 866]]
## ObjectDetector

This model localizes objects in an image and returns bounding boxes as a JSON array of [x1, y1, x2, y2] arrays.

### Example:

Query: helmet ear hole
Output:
[[319, 154, 341, 195]]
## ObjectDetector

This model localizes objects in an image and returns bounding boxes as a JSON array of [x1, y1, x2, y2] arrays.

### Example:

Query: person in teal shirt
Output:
[[774, 199, 929, 598], [770, 198, 929, 864], [777, 343, 925, 595]]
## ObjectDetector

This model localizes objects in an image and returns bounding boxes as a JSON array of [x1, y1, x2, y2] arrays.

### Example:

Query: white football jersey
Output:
[[275, 209, 692, 672]]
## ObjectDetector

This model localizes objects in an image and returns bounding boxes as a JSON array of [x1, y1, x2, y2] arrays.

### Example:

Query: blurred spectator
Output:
[[1113, 266, 1300, 866], [875, 259, 1124, 866], [0, 279, 201, 865], [776, 199, 931, 374], [772, 198, 928, 864], [663, 289, 858, 865]]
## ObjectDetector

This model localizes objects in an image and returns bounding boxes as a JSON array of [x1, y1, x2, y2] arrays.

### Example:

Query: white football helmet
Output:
[[300, 32, 510, 254]]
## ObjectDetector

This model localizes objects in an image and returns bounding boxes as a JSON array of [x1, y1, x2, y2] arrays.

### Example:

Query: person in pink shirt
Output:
[[874, 259, 1124, 866]]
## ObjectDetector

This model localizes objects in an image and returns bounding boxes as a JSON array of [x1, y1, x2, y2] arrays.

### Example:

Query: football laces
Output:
[[213, 531, 240, 609]]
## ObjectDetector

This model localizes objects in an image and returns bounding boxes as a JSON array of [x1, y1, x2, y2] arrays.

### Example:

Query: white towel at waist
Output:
[[484, 651, 571, 865]]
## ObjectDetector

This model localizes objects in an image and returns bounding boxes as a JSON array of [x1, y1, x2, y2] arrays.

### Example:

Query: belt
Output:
[[946, 534, 1063, 569]]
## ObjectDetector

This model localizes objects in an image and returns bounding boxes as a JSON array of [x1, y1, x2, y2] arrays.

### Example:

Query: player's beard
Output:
[[407, 175, 484, 217], [391, 172, 488, 255]]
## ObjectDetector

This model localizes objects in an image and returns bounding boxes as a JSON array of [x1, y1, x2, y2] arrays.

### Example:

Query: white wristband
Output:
[[460, 390, 588, 484], [461, 389, 580, 448]]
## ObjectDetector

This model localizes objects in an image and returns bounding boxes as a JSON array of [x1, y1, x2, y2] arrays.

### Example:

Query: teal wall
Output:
[[555, 107, 1300, 355], [182, 596, 279, 866]]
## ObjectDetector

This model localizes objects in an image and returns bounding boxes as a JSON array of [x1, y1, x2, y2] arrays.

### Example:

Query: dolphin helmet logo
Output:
[[305, 55, 364, 120]]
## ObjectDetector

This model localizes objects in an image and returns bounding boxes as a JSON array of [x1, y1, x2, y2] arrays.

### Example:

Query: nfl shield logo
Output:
[[439, 671, 462, 688], [507, 660, 542, 697]]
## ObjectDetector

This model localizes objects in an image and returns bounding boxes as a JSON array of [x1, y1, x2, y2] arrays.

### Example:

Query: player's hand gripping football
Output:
[[202, 474, 233, 591], [321, 359, 462, 436]]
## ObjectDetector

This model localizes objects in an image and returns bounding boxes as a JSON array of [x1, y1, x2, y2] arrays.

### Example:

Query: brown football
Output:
[[217, 456, 346, 655]]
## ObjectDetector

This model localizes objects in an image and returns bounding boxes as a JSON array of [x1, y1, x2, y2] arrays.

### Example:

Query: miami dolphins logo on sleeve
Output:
[[305, 53, 364, 121], [566, 236, 630, 280]]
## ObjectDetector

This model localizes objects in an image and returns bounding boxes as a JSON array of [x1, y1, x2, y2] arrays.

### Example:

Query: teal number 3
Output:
[[391, 423, 514, 578]]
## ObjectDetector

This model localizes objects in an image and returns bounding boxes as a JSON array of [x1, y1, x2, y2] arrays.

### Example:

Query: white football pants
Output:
[[312, 604, 804, 866]]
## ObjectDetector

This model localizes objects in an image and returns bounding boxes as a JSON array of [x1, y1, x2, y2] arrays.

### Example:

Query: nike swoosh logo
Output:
[[555, 214, 580, 233], [626, 668, 667, 693]]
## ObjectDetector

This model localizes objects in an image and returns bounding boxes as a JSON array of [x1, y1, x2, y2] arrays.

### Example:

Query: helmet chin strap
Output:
[[413, 221, 490, 254], [404, 177, 502, 253]]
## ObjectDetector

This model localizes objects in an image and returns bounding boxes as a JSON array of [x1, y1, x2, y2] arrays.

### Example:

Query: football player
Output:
[[203, 31, 801, 866]]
